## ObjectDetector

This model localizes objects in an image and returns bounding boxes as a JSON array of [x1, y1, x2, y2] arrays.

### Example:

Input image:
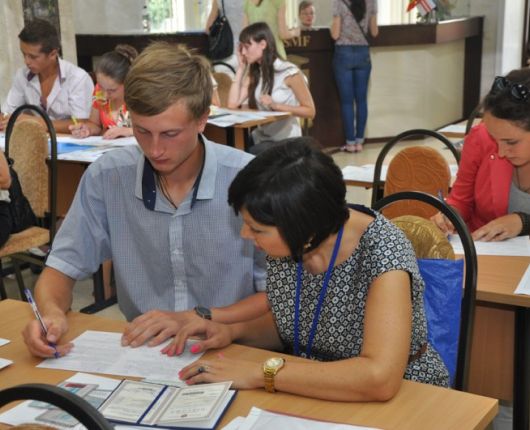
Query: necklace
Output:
[[156, 174, 178, 209], [515, 167, 530, 193]]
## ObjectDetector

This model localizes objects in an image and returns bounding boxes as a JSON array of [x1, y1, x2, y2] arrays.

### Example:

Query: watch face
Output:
[[265, 357, 284, 369], [195, 306, 212, 319]]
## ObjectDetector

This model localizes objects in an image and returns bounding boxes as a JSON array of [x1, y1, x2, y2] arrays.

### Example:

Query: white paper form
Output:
[[438, 124, 467, 135], [55, 135, 138, 147], [0, 337, 10, 346], [235, 407, 381, 430], [37, 330, 203, 382], [514, 264, 530, 295], [450, 235, 530, 257], [0, 358, 12, 370], [341, 164, 458, 184]]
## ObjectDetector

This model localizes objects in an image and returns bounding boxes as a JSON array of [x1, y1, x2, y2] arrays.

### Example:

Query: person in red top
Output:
[[69, 44, 137, 139], [432, 68, 530, 241]]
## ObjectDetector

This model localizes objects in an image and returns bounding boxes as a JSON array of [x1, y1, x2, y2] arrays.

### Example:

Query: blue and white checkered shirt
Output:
[[46, 136, 266, 321]]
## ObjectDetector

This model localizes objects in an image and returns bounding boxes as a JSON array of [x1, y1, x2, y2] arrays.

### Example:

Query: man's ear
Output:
[[196, 110, 210, 133]]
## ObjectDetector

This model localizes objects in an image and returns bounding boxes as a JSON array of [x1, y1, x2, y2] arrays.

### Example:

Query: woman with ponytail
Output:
[[69, 44, 138, 139], [331, 0, 378, 153]]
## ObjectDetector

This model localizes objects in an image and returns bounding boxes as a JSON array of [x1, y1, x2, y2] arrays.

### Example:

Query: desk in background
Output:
[[0, 299, 497, 430]]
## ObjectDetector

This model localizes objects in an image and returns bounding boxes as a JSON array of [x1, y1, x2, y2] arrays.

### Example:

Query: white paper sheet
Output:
[[55, 135, 138, 147], [37, 330, 203, 382], [450, 235, 530, 256], [342, 164, 458, 184], [438, 124, 467, 135], [235, 407, 381, 430], [0, 337, 10, 347], [0, 357, 12, 370], [514, 264, 530, 295]]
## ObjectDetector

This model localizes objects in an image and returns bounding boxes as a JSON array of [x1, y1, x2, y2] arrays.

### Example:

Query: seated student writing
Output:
[[169, 138, 449, 401], [228, 22, 315, 147], [69, 45, 137, 139], [0, 19, 93, 134], [21, 42, 267, 358], [432, 68, 530, 241]]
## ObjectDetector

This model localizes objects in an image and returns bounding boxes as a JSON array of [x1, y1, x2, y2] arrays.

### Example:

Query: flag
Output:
[[407, 0, 437, 16]]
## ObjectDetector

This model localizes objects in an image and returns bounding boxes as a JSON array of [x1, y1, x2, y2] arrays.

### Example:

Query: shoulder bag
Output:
[[7, 158, 37, 233], [208, 0, 234, 60]]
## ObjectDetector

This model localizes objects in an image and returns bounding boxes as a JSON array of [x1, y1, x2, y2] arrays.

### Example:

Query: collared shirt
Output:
[[2, 58, 94, 120], [46, 137, 266, 321]]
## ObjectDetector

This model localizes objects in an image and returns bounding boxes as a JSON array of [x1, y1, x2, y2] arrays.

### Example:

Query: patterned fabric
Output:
[[46, 137, 267, 321], [92, 84, 130, 130], [332, 0, 378, 46], [267, 211, 449, 387], [2, 58, 94, 120]]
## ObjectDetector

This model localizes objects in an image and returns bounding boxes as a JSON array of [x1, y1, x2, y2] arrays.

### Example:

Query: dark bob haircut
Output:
[[483, 68, 530, 131], [18, 18, 61, 54], [228, 137, 349, 261]]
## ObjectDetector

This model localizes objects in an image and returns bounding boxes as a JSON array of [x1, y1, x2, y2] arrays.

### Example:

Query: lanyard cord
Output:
[[294, 225, 344, 357]]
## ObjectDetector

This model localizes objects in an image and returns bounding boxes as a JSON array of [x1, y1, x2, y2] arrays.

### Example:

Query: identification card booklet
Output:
[[98, 379, 235, 429]]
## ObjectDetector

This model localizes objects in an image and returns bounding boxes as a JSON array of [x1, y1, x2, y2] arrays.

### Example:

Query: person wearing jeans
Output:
[[331, 0, 378, 153]]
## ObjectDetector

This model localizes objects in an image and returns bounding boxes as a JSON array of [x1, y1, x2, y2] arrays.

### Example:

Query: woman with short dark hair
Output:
[[432, 68, 530, 241], [167, 137, 449, 402]]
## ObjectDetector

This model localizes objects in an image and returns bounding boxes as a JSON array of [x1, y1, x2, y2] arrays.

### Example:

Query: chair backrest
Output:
[[212, 71, 232, 107], [382, 146, 451, 219], [373, 191, 477, 391], [0, 383, 114, 430], [371, 129, 460, 209], [5, 104, 58, 240], [391, 215, 455, 260], [465, 103, 483, 135]]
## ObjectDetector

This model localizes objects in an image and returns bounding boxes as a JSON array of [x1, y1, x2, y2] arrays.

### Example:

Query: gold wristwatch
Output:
[[263, 357, 285, 393]]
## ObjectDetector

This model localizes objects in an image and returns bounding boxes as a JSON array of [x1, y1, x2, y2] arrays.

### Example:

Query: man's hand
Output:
[[472, 213, 523, 242], [22, 313, 72, 358], [121, 309, 198, 348]]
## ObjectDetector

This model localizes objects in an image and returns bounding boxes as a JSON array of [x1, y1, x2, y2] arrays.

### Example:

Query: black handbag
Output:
[[208, 0, 234, 60], [7, 158, 37, 233]]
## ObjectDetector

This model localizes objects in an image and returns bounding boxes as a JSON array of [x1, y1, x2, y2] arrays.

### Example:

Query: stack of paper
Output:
[[222, 407, 381, 430]]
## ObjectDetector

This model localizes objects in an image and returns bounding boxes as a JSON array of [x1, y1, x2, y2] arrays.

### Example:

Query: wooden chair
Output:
[[0, 105, 57, 300], [373, 191, 477, 391], [212, 71, 233, 108], [0, 383, 113, 429]]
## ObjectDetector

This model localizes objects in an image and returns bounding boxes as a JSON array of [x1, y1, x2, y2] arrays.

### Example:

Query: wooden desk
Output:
[[0, 299, 497, 430], [468, 255, 530, 430]]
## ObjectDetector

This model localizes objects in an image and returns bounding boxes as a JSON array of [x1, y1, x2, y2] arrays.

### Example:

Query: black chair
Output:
[[0, 105, 57, 300], [371, 129, 461, 209], [0, 383, 113, 429], [373, 191, 477, 391], [465, 103, 483, 135], [212, 60, 236, 75]]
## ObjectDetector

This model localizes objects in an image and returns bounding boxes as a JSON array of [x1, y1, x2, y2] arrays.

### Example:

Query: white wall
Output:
[[73, 0, 144, 34], [0, 0, 24, 105]]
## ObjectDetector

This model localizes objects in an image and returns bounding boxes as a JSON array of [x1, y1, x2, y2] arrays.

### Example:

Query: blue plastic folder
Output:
[[55, 143, 97, 154]]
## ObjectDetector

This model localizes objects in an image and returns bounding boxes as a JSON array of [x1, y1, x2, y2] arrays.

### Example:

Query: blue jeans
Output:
[[332, 45, 372, 142]]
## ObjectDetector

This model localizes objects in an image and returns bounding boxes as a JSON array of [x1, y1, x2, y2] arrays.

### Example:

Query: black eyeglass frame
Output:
[[490, 76, 530, 102]]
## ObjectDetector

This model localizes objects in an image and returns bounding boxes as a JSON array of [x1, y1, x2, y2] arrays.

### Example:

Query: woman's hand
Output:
[[236, 43, 247, 70], [430, 212, 455, 235], [161, 318, 234, 357], [69, 123, 91, 138], [179, 354, 263, 389], [103, 126, 133, 139], [472, 213, 523, 241], [259, 94, 276, 110]]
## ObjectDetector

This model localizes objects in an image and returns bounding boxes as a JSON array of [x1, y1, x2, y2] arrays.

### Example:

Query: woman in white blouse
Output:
[[228, 22, 315, 148]]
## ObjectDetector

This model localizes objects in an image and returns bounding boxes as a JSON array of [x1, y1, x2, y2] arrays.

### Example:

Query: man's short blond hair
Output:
[[124, 42, 212, 119]]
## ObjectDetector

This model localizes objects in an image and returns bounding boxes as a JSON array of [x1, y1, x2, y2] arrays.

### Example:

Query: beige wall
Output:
[[0, 0, 24, 106], [367, 41, 465, 137]]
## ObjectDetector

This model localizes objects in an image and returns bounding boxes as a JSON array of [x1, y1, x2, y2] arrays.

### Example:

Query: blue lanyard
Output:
[[294, 226, 344, 357]]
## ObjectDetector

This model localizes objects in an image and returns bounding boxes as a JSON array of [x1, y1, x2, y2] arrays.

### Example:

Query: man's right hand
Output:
[[22, 314, 72, 358], [430, 211, 456, 235]]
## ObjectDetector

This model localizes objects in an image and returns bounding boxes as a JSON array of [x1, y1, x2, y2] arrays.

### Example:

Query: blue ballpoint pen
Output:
[[24, 288, 60, 358]]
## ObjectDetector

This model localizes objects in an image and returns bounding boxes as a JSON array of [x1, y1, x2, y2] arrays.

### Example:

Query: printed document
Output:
[[450, 235, 530, 256], [37, 330, 202, 382]]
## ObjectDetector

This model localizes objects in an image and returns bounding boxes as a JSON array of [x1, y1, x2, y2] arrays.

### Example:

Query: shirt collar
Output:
[[135, 134, 217, 212], [27, 57, 65, 82]]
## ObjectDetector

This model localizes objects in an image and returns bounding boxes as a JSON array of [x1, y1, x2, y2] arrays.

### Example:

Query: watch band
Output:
[[194, 305, 212, 320]]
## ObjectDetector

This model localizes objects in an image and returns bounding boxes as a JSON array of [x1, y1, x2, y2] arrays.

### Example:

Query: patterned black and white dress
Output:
[[267, 211, 450, 387]]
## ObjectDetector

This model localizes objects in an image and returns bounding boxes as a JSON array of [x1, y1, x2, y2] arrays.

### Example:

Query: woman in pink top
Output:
[[69, 44, 137, 139]]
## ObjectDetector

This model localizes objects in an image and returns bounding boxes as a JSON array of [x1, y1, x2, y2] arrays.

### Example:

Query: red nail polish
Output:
[[190, 344, 199, 353]]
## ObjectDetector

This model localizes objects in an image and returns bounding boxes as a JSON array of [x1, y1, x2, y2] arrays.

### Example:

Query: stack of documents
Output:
[[222, 407, 381, 430], [208, 107, 287, 128], [0, 372, 235, 430]]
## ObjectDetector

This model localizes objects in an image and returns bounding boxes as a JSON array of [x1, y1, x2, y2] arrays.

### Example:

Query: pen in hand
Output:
[[71, 115, 78, 126], [24, 288, 60, 358]]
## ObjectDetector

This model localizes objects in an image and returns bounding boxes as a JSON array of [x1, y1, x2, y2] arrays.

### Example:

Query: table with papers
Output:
[[0, 299, 497, 430]]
